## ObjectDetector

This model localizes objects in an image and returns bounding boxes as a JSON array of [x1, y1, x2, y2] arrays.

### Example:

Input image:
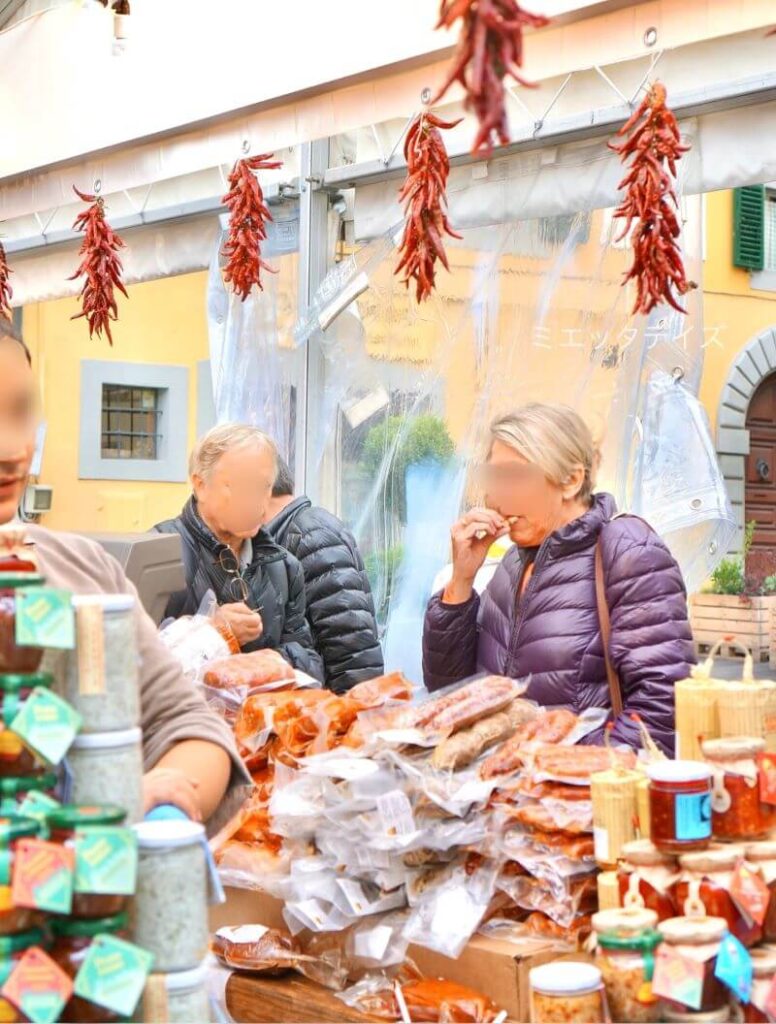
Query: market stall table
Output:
[[225, 971, 379, 1023]]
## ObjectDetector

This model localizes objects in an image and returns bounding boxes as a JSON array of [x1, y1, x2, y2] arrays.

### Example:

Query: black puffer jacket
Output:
[[154, 499, 324, 680], [266, 497, 383, 692]]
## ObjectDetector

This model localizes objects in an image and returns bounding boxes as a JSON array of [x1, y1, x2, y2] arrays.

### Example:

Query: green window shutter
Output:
[[733, 185, 765, 271]]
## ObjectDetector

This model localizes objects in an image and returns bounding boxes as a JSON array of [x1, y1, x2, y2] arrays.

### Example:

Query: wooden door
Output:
[[746, 372, 776, 565]]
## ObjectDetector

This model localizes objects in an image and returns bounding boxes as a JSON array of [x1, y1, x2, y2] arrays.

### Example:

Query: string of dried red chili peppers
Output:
[[609, 82, 696, 316], [0, 241, 12, 321], [395, 112, 463, 303], [69, 187, 128, 344], [221, 154, 282, 301], [433, 0, 549, 155]]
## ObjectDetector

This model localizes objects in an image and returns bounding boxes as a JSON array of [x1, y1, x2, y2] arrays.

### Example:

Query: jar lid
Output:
[[592, 907, 659, 936], [0, 814, 39, 844], [529, 962, 602, 996], [50, 912, 128, 938], [133, 819, 205, 850], [71, 727, 142, 751], [0, 573, 44, 589], [646, 760, 712, 783], [0, 673, 53, 693], [658, 916, 728, 945], [621, 839, 677, 867], [72, 595, 135, 614], [0, 773, 57, 797], [663, 1008, 732, 1024], [46, 805, 126, 830], [159, 962, 209, 993], [679, 847, 744, 873], [750, 945, 776, 978], [701, 736, 765, 760], [0, 928, 45, 955], [744, 840, 776, 862]]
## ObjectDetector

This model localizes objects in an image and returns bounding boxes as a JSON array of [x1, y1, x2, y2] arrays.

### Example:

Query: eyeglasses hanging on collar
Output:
[[217, 547, 252, 605]]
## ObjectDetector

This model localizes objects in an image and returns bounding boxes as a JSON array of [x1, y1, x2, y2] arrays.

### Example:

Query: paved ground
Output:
[[706, 657, 776, 680]]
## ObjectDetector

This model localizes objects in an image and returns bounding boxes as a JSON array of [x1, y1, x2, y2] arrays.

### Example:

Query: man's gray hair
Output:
[[189, 423, 278, 481]]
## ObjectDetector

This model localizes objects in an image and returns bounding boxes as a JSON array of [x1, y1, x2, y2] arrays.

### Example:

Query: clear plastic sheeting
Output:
[[207, 208, 302, 467], [296, 129, 728, 686]]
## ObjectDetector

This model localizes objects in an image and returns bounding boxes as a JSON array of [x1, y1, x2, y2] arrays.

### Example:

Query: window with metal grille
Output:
[[101, 385, 163, 460], [764, 189, 776, 272]]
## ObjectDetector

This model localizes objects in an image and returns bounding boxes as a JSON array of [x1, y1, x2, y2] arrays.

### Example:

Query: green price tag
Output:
[[15, 588, 75, 650], [17, 790, 60, 827], [74, 827, 137, 895], [10, 688, 81, 766], [74, 933, 153, 1017], [1, 947, 73, 1024]]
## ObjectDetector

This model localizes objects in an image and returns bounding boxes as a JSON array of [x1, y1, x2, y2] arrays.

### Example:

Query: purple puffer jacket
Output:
[[422, 494, 695, 754]]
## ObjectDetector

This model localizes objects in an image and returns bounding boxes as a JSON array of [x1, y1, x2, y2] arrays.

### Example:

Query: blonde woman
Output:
[[423, 404, 694, 754]]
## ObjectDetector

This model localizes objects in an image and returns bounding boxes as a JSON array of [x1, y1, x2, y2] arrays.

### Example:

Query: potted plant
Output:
[[690, 522, 776, 663]]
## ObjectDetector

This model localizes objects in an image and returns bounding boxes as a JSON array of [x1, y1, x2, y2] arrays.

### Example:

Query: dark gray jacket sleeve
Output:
[[422, 592, 480, 691], [289, 520, 384, 693], [276, 558, 325, 681]]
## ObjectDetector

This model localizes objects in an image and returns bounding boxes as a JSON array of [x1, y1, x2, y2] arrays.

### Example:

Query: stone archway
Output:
[[717, 326, 776, 553]]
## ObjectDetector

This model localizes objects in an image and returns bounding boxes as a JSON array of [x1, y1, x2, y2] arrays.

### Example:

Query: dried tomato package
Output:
[[211, 925, 303, 973]]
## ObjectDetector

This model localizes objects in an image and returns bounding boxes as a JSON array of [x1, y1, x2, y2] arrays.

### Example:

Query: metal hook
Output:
[[420, 87, 432, 105], [93, 178, 102, 195], [672, 366, 685, 384], [241, 139, 250, 155]]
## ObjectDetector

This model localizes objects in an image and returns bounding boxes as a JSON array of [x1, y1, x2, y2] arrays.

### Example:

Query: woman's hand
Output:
[[215, 602, 263, 646], [445, 508, 507, 604], [143, 767, 203, 822]]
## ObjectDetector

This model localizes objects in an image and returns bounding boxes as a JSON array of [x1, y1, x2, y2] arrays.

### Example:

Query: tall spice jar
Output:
[[591, 767, 641, 868], [674, 663, 721, 761], [66, 728, 143, 824], [718, 677, 776, 753]]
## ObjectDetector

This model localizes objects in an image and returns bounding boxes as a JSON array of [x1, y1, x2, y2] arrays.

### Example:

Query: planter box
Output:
[[690, 593, 776, 663]]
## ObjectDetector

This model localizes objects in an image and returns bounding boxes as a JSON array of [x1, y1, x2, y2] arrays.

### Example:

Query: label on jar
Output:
[[17, 790, 60, 824], [75, 601, 105, 695], [141, 975, 168, 1024], [714, 933, 753, 1002], [74, 827, 137, 895], [376, 791, 415, 837], [11, 838, 74, 914], [651, 945, 705, 1009], [730, 859, 770, 927], [74, 933, 153, 1017], [15, 588, 75, 650], [758, 752, 776, 805], [1, 946, 73, 1024], [9, 688, 82, 766], [674, 791, 712, 841]]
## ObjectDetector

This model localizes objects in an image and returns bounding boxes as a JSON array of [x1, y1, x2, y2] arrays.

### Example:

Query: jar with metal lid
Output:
[[66, 728, 143, 823], [0, 574, 45, 674], [647, 761, 713, 854], [47, 804, 129, 919], [0, 772, 58, 814], [64, 596, 139, 733], [617, 839, 680, 921], [49, 912, 128, 1023], [743, 945, 776, 1023], [744, 840, 776, 941], [135, 962, 211, 1024], [676, 847, 761, 947], [0, 815, 41, 935], [592, 907, 663, 1023], [0, 927, 47, 1022], [133, 819, 209, 973], [529, 961, 605, 1023], [0, 673, 52, 778], [657, 916, 729, 1013], [701, 737, 776, 841]]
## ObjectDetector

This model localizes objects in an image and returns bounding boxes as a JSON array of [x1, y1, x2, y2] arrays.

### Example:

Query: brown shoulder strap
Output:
[[595, 538, 623, 718]]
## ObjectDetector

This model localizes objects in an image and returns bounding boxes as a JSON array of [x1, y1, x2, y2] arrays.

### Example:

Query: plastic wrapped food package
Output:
[[211, 924, 306, 973], [430, 699, 541, 771], [406, 676, 526, 738], [66, 728, 144, 823], [339, 972, 502, 1023], [63, 595, 140, 733], [204, 648, 296, 692]]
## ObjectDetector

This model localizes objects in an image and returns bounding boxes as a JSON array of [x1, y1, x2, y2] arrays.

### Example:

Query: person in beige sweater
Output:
[[0, 316, 247, 824]]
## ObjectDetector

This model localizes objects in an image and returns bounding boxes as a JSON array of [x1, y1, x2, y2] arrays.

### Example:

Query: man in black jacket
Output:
[[264, 458, 384, 693]]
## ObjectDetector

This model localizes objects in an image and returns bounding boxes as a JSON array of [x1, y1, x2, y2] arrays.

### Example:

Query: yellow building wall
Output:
[[700, 189, 776, 431], [24, 270, 209, 533]]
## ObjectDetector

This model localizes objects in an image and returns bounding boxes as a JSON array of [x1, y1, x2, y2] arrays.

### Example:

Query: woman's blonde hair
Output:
[[489, 404, 598, 503], [189, 423, 278, 481]]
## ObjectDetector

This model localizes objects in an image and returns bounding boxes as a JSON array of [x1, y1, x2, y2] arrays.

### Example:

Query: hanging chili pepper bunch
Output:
[[395, 112, 463, 303], [609, 82, 696, 315], [0, 241, 12, 322], [69, 187, 128, 344], [433, 0, 550, 155], [221, 154, 282, 301]]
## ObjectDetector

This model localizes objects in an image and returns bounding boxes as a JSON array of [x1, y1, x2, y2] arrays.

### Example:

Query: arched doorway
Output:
[[746, 371, 776, 579]]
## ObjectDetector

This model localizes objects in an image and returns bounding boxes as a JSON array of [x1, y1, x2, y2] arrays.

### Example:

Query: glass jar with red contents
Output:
[[47, 805, 128, 919], [657, 915, 729, 1014], [744, 841, 776, 942], [701, 737, 776, 841], [0, 529, 37, 576], [0, 927, 47, 1023], [743, 946, 776, 1023], [617, 839, 680, 922], [49, 913, 128, 1023], [647, 762, 713, 855], [0, 575, 45, 675], [0, 815, 42, 936], [0, 773, 57, 816], [675, 848, 761, 948], [0, 674, 53, 778]]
